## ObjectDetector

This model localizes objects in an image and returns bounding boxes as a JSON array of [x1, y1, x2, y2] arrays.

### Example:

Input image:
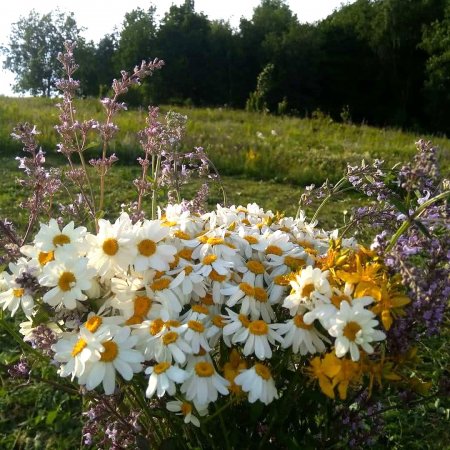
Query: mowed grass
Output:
[[1, 96, 449, 188]]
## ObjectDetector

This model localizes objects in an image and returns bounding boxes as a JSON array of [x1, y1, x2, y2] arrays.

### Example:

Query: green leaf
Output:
[[414, 220, 432, 238], [390, 197, 410, 215], [96, 210, 105, 219], [83, 141, 100, 151], [45, 409, 58, 425]]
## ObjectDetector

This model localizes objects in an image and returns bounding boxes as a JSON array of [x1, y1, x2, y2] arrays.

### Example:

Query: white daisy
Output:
[[81, 326, 144, 395], [145, 274, 185, 321], [275, 313, 328, 355], [282, 266, 332, 316], [52, 326, 109, 381], [169, 264, 206, 297], [166, 400, 208, 427], [328, 300, 386, 361], [266, 247, 309, 277], [154, 327, 192, 365], [0, 260, 36, 316], [181, 361, 229, 408], [133, 220, 176, 272], [234, 363, 279, 405], [86, 214, 136, 279], [39, 255, 95, 310], [34, 219, 87, 254], [232, 319, 283, 360], [145, 361, 188, 398], [184, 320, 211, 354]]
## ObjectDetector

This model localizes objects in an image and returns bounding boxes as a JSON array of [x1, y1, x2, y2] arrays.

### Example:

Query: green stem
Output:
[[202, 398, 234, 423], [386, 190, 449, 252], [0, 315, 44, 360], [306, 178, 350, 223], [218, 404, 232, 450], [151, 155, 161, 220]]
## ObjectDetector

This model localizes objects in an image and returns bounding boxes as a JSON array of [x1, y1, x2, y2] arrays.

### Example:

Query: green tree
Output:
[[95, 34, 119, 96], [421, 2, 450, 133], [154, 0, 213, 105], [2, 10, 82, 96]]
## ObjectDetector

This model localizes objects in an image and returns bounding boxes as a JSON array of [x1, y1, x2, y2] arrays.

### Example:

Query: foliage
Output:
[[4, 1, 450, 133], [1, 10, 82, 97]]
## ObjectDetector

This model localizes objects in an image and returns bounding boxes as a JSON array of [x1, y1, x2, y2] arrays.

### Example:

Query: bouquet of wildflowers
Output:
[[1, 42, 448, 449]]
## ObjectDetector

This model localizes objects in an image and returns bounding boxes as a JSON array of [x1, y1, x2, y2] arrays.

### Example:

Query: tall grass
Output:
[[1, 97, 448, 187]]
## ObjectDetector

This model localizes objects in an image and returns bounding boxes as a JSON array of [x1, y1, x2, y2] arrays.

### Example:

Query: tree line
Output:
[[3, 0, 450, 135]]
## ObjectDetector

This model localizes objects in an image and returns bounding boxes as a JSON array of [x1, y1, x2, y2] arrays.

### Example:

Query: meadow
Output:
[[0, 97, 449, 449]]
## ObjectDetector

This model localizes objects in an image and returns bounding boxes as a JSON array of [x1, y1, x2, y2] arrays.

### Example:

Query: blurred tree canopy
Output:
[[3, 0, 450, 135], [2, 10, 83, 97]]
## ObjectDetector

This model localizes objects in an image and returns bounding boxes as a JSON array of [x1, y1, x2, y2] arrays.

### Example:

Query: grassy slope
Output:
[[1, 97, 449, 188]]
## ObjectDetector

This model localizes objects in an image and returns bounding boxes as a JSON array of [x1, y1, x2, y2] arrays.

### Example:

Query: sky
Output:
[[0, 0, 354, 96]]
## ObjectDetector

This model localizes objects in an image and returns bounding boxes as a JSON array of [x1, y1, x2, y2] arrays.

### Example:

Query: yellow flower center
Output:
[[102, 238, 119, 256], [254, 363, 271, 380], [138, 239, 157, 257], [134, 295, 152, 317], [209, 270, 227, 282], [212, 315, 225, 328], [298, 239, 314, 249], [201, 293, 214, 305], [273, 275, 290, 286], [151, 278, 171, 291], [184, 265, 193, 275], [85, 315, 103, 332], [178, 248, 193, 260], [343, 321, 362, 341], [202, 254, 217, 265], [181, 402, 192, 416], [266, 245, 283, 256], [126, 315, 144, 325], [248, 320, 269, 335], [239, 314, 251, 327], [100, 341, 119, 362], [38, 251, 54, 266], [166, 320, 181, 328], [195, 361, 214, 377], [174, 230, 190, 240], [293, 314, 313, 329], [188, 320, 205, 333], [331, 294, 350, 309], [53, 234, 71, 247], [192, 304, 209, 314], [301, 283, 315, 298], [162, 331, 179, 345], [150, 318, 165, 335], [207, 237, 224, 246], [247, 260, 265, 274], [71, 338, 87, 357], [254, 287, 268, 302], [244, 235, 259, 244], [239, 282, 255, 297], [13, 288, 25, 298], [58, 272, 76, 292], [154, 361, 171, 374], [285, 256, 305, 270]]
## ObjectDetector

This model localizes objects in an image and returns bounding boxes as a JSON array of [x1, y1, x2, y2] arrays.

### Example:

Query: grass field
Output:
[[0, 98, 449, 449], [1, 96, 449, 189]]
